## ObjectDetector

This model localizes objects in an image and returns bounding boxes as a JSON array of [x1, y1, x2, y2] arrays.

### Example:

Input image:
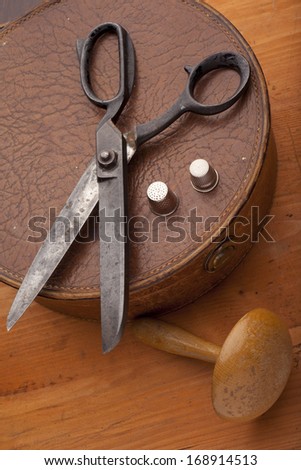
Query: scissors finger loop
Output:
[[134, 52, 250, 149], [183, 51, 250, 115], [78, 22, 135, 121]]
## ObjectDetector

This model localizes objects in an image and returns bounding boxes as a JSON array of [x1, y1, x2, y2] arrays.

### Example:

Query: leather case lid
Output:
[[0, 0, 269, 297]]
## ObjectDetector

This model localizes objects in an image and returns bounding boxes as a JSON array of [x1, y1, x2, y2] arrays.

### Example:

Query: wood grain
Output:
[[0, 0, 300, 450]]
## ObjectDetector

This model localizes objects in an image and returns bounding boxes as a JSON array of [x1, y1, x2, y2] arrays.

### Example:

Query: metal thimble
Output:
[[147, 181, 179, 216], [189, 159, 219, 192]]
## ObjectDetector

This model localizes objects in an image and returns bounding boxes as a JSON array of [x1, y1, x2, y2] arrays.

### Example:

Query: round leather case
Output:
[[0, 0, 276, 319]]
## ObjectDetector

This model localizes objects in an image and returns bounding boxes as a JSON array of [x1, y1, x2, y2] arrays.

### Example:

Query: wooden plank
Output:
[[0, 0, 300, 450]]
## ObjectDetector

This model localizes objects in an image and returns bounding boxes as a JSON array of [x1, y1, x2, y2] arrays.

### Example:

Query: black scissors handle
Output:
[[77, 22, 135, 123], [135, 52, 250, 148]]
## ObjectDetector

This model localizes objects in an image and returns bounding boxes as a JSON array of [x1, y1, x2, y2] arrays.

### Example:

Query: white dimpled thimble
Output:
[[189, 159, 219, 192], [147, 181, 179, 216]]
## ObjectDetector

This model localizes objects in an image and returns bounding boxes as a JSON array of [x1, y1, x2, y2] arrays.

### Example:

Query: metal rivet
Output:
[[97, 149, 117, 168], [189, 159, 219, 192], [147, 182, 179, 216], [205, 242, 236, 273]]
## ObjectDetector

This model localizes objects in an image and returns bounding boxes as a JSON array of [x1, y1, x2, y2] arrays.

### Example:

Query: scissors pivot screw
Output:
[[98, 149, 118, 169], [189, 159, 219, 192], [147, 181, 179, 216]]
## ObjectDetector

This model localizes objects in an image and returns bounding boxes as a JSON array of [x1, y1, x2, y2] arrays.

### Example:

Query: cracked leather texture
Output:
[[0, 0, 270, 311]]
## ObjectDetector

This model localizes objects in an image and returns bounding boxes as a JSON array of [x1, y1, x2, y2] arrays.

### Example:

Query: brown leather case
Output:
[[0, 0, 276, 319]]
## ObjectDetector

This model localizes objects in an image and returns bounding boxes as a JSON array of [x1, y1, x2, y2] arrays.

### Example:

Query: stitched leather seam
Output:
[[0, 265, 98, 289], [0, 0, 265, 292], [0, 1, 62, 38]]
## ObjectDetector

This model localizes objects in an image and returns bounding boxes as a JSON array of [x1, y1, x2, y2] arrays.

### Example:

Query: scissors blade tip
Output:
[[6, 291, 34, 331], [101, 322, 125, 354], [6, 314, 18, 331], [101, 336, 121, 355]]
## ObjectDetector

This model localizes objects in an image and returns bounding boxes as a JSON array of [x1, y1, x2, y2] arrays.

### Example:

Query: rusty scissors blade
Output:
[[6, 159, 98, 331], [7, 21, 250, 353], [6, 22, 135, 354], [77, 22, 135, 353]]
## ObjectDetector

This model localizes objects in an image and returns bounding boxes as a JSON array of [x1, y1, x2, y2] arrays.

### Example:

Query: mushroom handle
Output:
[[132, 310, 293, 422], [131, 317, 221, 363]]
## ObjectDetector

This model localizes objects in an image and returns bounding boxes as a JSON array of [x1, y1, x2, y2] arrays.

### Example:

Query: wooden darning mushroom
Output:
[[132, 308, 292, 421]]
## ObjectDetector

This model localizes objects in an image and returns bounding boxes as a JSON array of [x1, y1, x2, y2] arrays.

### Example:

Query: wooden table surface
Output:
[[0, 0, 300, 450]]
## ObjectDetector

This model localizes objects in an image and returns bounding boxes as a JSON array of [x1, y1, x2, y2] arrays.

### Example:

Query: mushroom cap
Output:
[[212, 308, 292, 421]]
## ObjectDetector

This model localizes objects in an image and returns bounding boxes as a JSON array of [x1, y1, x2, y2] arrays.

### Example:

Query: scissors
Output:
[[6, 22, 250, 353]]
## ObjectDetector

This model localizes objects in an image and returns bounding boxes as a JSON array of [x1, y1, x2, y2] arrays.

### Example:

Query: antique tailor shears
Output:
[[6, 22, 250, 353]]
